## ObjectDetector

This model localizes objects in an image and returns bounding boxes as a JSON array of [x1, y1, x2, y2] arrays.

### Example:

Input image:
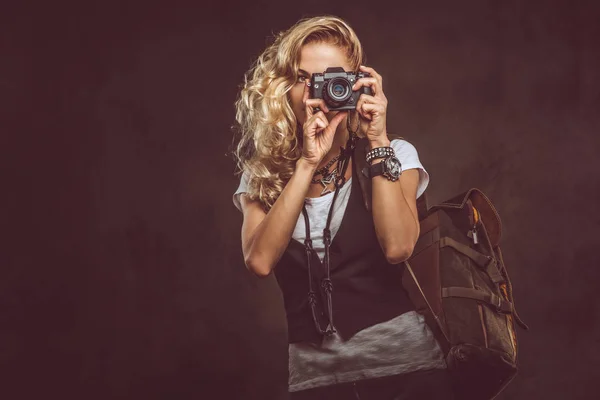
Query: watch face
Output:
[[385, 156, 402, 178]]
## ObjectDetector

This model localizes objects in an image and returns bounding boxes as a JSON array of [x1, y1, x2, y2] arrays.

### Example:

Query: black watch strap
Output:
[[363, 160, 386, 179], [362, 161, 385, 178], [362, 155, 402, 181]]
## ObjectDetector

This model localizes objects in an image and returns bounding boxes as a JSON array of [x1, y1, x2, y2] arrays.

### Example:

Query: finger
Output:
[[352, 77, 381, 97], [362, 103, 384, 111], [313, 110, 327, 122], [315, 111, 329, 127], [305, 98, 330, 114], [358, 65, 384, 98], [304, 114, 327, 136], [356, 93, 378, 105], [325, 111, 348, 134], [314, 117, 327, 131], [306, 111, 328, 131], [360, 103, 385, 120], [359, 65, 383, 85], [357, 102, 372, 121], [313, 113, 329, 131], [356, 94, 384, 119], [355, 93, 382, 110]]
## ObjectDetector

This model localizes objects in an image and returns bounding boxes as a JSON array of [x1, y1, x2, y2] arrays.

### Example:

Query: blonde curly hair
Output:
[[232, 15, 365, 212]]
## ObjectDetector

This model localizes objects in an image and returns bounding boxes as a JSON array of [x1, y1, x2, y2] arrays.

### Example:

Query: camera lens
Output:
[[332, 83, 346, 97], [326, 77, 352, 104]]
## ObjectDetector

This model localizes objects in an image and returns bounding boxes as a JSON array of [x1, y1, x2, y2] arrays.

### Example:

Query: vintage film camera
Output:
[[309, 67, 372, 111]]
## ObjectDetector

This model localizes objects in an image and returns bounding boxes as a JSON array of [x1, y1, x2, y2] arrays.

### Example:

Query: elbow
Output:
[[385, 244, 415, 265], [244, 254, 273, 278]]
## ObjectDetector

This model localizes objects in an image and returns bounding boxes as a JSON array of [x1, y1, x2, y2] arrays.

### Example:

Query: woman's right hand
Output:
[[300, 82, 348, 167]]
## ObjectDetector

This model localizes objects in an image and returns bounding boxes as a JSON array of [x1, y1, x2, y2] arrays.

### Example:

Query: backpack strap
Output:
[[354, 133, 429, 220], [439, 237, 505, 284], [404, 260, 451, 345], [441, 287, 514, 314]]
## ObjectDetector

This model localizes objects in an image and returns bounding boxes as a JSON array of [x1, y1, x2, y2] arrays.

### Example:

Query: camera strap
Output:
[[301, 132, 357, 336]]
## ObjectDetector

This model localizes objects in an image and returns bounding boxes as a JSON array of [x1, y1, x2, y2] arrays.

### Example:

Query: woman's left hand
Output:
[[352, 65, 389, 144]]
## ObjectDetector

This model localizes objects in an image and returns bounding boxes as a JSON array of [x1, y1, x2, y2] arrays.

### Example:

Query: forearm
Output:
[[246, 158, 316, 276], [369, 138, 419, 263]]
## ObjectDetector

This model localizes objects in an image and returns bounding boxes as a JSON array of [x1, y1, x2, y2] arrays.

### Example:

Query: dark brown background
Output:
[[3, 0, 599, 399]]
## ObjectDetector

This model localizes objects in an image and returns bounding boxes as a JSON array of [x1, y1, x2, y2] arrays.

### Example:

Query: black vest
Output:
[[273, 150, 415, 344]]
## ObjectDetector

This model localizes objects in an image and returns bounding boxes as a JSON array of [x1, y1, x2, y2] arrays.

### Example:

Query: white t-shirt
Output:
[[232, 139, 430, 262]]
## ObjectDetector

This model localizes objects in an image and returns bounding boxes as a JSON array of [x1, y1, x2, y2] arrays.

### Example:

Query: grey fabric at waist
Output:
[[288, 311, 447, 392]]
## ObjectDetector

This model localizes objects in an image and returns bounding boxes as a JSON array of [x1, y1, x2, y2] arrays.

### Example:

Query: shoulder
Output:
[[232, 170, 252, 212], [389, 138, 421, 161], [390, 137, 416, 149], [389, 137, 430, 199]]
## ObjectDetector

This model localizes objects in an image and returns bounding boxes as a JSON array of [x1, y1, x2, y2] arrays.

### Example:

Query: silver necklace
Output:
[[314, 167, 339, 195], [309, 111, 359, 196]]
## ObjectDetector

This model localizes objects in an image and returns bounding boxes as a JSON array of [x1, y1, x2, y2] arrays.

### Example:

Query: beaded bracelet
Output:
[[365, 146, 395, 164]]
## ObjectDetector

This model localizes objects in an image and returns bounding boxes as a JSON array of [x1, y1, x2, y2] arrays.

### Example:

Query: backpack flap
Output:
[[432, 187, 502, 247]]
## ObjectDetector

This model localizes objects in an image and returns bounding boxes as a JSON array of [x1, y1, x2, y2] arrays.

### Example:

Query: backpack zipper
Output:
[[468, 205, 480, 244]]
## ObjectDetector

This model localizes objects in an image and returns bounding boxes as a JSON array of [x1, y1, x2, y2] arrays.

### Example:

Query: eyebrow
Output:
[[298, 68, 311, 76]]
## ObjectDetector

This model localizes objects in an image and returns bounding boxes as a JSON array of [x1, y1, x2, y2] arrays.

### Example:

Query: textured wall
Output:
[[3, 0, 599, 398]]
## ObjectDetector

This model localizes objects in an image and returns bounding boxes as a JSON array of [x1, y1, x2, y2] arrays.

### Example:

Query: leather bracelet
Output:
[[365, 146, 395, 164]]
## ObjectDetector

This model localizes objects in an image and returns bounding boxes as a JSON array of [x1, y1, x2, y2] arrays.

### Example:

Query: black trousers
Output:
[[289, 368, 454, 400]]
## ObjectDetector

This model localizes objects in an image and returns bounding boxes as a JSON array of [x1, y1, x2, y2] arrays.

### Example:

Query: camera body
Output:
[[309, 67, 372, 111]]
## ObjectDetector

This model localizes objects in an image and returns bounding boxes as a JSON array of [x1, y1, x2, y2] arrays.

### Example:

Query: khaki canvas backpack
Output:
[[354, 135, 529, 400]]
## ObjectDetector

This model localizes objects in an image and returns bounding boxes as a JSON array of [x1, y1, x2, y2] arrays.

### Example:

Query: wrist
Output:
[[367, 135, 391, 151], [296, 157, 318, 173]]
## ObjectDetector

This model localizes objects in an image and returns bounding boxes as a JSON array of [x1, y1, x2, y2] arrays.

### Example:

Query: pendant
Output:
[[320, 185, 333, 195], [319, 168, 338, 195]]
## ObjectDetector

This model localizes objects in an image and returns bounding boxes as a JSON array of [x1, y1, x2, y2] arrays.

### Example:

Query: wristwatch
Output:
[[362, 155, 402, 181]]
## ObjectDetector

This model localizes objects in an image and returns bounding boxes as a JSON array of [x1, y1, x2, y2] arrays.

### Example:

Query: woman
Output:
[[232, 15, 454, 400]]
